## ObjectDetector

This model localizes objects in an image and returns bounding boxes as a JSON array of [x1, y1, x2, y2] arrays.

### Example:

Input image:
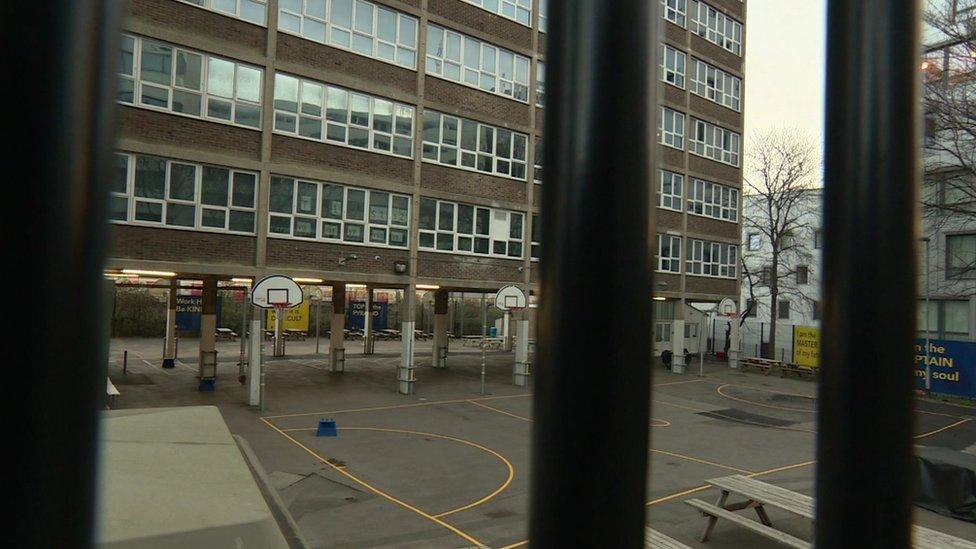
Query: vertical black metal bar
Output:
[[531, 1, 654, 546], [13, 1, 121, 546], [817, 1, 920, 547]]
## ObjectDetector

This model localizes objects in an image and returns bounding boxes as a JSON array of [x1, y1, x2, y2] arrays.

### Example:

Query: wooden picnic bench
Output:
[[741, 357, 784, 375], [215, 327, 237, 341], [645, 527, 692, 548], [687, 474, 976, 548], [284, 329, 307, 340]]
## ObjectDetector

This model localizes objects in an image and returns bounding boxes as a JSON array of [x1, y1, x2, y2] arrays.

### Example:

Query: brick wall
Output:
[[420, 163, 528, 204], [689, 94, 742, 132], [118, 106, 262, 161], [686, 216, 740, 241], [428, 0, 533, 49], [271, 135, 414, 184], [418, 251, 523, 282], [685, 276, 738, 296], [425, 78, 531, 128], [110, 225, 256, 265], [127, 0, 266, 53], [688, 155, 741, 186], [266, 239, 411, 275]]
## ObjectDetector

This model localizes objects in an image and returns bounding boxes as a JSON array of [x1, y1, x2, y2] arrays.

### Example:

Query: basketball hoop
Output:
[[494, 284, 527, 313]]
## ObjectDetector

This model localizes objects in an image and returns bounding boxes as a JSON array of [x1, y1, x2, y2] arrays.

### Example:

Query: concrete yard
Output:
[[108, 337, 976, 548]]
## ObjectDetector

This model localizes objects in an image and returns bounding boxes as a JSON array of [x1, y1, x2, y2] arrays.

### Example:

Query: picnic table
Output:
[[645, 527, 692, 548], [284, 329, 307, 340], [686, 474, 976, 548], [106, 378, 120, 408], [215, 328, 237, 341]]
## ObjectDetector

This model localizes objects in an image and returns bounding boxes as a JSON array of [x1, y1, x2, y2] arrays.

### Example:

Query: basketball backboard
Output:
[[251, 275, 304, 309], [494, 285, 527, 311]]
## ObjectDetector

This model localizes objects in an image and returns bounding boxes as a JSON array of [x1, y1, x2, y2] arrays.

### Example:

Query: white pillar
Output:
[[163, 279, 177, 368], [432, 289, 448, 368], [398, 286, 417, 394], [248, 314, 262, 406], [729, 319, 742, 369], [513, 318, 530, 386], [503, 312, 512, 351], [364, 286, 374, 355], [672, 319, 686, 374]]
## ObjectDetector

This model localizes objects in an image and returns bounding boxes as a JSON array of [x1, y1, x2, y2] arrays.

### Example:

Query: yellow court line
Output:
[[653, 378, 708, 388], [650, 449, 755, 475], [914, 418, 971, 439], [259, 418, 485, 547], [279, 425, 515, 519], [716, 384, 816, 413], [262, 392, 532, 420], [469, 399, 671, 428], [646, 459, 817, 508], [496, 542, 528, 549]]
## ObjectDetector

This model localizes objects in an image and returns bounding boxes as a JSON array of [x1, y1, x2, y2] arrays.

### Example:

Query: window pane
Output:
[[201, 166, 229, 205], [232, 172, 256, 208], [109, 196, 128, 221], [322, 184, 344, 219], [167, 203, 196, 227], [134, 156, 166, 199], [457, 204, 474, 234], [229, 210, 255, 232], [207, 57, 235, 98], [346, 189, 365, 220], [296, 181, 318, 215], [111, 154, 129, 194], [369, 191, 389, 223], [419, 198, 436, 230], [175, 51, 203, 90], [275, 74, 299, 112], [438, 202, 455, 231], [169, 163, 196, 200], [391, 195, 409, 226], [237, 65, 262, 103], [344, 223, 365, 242], [141, 42, 172, 85], [135, 201, 163, 222], [269, 177, 294, 213]]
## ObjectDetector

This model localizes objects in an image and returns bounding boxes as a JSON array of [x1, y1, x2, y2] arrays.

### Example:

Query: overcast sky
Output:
[[744, 0, 826, 146]]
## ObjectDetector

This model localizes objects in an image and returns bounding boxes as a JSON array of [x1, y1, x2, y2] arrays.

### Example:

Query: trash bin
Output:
[[490, 326, 498, 338]]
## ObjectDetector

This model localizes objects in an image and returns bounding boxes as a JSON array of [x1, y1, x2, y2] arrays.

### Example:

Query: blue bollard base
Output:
[[162, 358, 175, 369], [316, 418, 338, 437], [198, 379, 216, 392]]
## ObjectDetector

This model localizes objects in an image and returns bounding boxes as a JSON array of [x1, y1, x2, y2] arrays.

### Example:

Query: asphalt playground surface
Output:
[[108, 337, 976, 548]]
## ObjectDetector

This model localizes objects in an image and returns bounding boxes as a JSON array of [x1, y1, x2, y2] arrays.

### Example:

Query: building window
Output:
[[422, 110, 528, 180], [692, 1, 742, 56], [268, 176, 410, 247], [536, 61, 546, 107], [659, 171, 683, 211], [777, 299, 790, 320], [426, 24, 530, 102], [690, 58, 742, 111], [745, 298, 758, 317], [687, 239, 737, 278], [534, 137, 544, 183], [661, 0, 687, 27], [656, 234, 682, 273], [461, 0, 533, 27], [814, 229, 824, 249], [812, 300, 822, 320], [659, 107, 685, 150], [278, 0, 418, 69], [747, 233, 761, 251], [418, 198, 525, 259], [273, 72, 414, 158], [796, 265, 809, 285], [539, 0, 548, 31], [660, 44, 686, 88], [111, 152, 257, 234], [118, 35, 264, 129], [688, 178, 739, 221], [946, 233, 976, 279], [178, 0, 267, 25], [690, 119, 741, 166], [531, 214, 540, 260], [759, 265, 773, 286]]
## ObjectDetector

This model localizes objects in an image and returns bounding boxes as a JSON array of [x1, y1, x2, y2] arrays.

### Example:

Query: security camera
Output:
[[338, 253, 359, 266], [518, 266, 525, 272], [374, 255, 381, 261]]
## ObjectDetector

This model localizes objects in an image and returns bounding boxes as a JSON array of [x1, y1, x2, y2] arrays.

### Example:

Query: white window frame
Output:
[[538, 0, 548, 32], [659, 107, 685, 150], [659, 170, 683, 211], [461, 0, 533, 27], [686, 239, 738, 278], [177, 0, 268, 26], [531, 213, 540, 261], [656, 234, 682, 273], [536, 61, 546, 107], [277, 0, 419, 70], [422, 110, 529, 181], [692, 1, 743, 56], [418, 197, 525, 260], [111, 152, 258, 235], [747, 232, 761, 251], [267, 175, 411, 248], [534, 137, 544, 184], [690, 58, 742, 111], [273, 72, 414, 158], [661, 44, 687, 89], [688, 178, 738, 222], [118, 35, 264, 130], [661, 0, 687, 27], [426, 24, 530, 103], [690, 119, 741, 167]]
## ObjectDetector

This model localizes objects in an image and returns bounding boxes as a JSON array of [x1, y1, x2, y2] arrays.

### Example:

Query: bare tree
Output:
[[921, 1, 976, 291], [741, 129, 820, 358]]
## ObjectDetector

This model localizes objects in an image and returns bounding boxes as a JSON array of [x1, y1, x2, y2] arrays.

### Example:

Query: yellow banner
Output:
[[266, 300, 310, 331], [793, 326, 820, 367]]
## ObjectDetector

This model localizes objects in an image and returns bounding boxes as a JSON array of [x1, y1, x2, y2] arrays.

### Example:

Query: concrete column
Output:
[[432, 289, 448, 368], [671, 319, 686, 374], [248, 307, 262, 406], [364, 286, 374, 355], [399, 285, 417, 395], [272, 305, 285, 357], [729, 319, 742, 370], [331, 283, 346, 373], [162, 278, 177, 368], [514, 313, 530, 386], [503, 311, 512, 351], [199, 277, 218, 383]]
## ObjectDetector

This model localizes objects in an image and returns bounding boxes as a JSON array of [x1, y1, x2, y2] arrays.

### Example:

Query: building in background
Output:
[[920, 0, 975, 342], [108, 0, 747, 377]]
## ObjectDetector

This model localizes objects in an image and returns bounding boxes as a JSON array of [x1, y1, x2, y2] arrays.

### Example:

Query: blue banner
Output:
[[175, 294, 222, 333], [347, 301, 388, 331], [915, 339, 976, 398]]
